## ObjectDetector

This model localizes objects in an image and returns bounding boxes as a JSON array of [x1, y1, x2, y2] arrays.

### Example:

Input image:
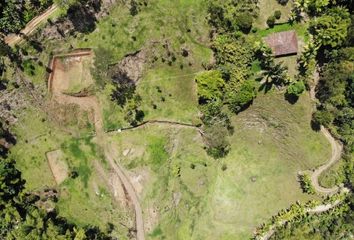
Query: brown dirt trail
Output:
[[5, 5, 58, 46]]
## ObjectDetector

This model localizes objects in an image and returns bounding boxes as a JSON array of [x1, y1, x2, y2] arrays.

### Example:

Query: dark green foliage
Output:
[[298, 173, 315, 194], [123, 95, 144, 126], [274, 10, 281, 20], [312, 109, 334, 128], [200, 100, 232, 131], [266, 16, 276, 28], [310, 7, 350, 48], [0, 158, 24, 203], [227, 80, 257, 113], [207, 0, 258, 33], [277, 0, 289, 5], [235, 13, 254, 33], [130, 0, 139, 16], [271, 192, 354, 239], [0, 0, 53, 34], [314, 48, 353, 149], [286, 80, 305, 97], [200, 100, 232, 159], [111, 71, 136, 107], [67, 0, 101, 33], [0, 123, 16, 157], [204, 123, 230, 159]]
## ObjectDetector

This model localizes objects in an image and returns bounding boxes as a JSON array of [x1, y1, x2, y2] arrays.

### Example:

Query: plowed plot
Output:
[[46, 150, 69, 185], [50, 52, 94, 96]]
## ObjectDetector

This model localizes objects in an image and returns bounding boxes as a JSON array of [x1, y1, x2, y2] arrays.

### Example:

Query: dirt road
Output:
[[5, 4, 58, 46], [309, 68, 343, 194], [310, 127, 343, 194]]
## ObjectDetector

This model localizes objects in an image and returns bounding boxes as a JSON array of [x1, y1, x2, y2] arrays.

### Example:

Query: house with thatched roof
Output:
[[263, 30, 298, 57]]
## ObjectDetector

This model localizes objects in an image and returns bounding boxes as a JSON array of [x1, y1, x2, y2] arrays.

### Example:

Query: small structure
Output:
[[263, 30, 298, 57]]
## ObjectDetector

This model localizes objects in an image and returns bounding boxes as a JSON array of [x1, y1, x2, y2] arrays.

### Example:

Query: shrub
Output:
[[274, 10, 282, 20], [204, 123, 230, 159], [195, 70, 225, 103], [312, 110, 334, 127], [286, 80, 305, 97], [235, 13, 253, 33], [227, 80, 257, 113], [298, 173, 315, 194], [267, 15, 276, 28], [277, 0, 289, 5]]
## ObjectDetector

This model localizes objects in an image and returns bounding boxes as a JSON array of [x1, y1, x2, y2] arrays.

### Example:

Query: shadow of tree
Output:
[[284, 92, 299, 105]]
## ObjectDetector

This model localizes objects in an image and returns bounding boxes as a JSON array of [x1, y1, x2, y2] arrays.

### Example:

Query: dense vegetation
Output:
[[0, 0, 53, 34], [310, 1, 354, 187]]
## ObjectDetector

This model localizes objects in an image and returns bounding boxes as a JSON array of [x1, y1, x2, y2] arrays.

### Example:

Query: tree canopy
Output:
[[195, 70, 225, 103]]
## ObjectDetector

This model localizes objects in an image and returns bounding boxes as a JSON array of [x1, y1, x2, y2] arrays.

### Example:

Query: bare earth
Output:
[[49, 52, 145, 240], [46, 149, 69, 185]]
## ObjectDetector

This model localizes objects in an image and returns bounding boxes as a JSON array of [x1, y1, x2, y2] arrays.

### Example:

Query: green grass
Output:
[[256, 22, 309, 41], [84, 0, 212, 129], [110, 124, 216, 239], [192, 91, 330, 240], [10, 0, 337, 239], [254, 0, 293, 29], [147, 136, 169, 170], [109, 91, 331, 240], [319, 158, 346, 188], [56, 171, 131, 239]]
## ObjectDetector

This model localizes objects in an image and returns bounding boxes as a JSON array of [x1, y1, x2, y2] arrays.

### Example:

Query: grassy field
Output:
[[9, 0, 336, 239], [81, 0, 212, 130], [192, 91, 330, 240], [108, 91, 331, 239], [9, 103, 130, 238], [254, 0, 293, 29]]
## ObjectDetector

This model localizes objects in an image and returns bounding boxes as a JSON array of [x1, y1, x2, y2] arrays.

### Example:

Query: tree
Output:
[[313, 110, 334, 127], [227, 80, 257, 113], [274, 10, 282, 20], [204, 123, 230, 159], [277, 0, 289, 5], [0, 158, 25, 204], [310, 7, 350, 48], [207, 0, 258, 32], [235, 13, 253, 33], [286, 80, 305, 97], [111, 71, 136, 107], [298, 173, 315, 194], [263, 61, 290, 86], [266, 15, 276, 28], [195, 70, 225, 103]]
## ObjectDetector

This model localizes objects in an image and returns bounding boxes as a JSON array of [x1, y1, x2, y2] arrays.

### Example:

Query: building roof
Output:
[[263, 30, 298, 57]]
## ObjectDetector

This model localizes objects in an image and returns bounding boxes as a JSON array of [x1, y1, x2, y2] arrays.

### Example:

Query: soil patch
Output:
[[49, 51, 94, 96], [46, 150, 69, 185]]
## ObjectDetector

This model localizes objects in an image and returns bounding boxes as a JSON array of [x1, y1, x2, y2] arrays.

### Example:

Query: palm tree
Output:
[[263, 61, 289, 86]]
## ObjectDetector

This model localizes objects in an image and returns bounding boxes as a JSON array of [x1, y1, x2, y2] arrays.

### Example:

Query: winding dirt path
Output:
[[4, 4, 58, 46], [256, 69, 347, 240], [309, 68, 343, 194], [48, 51, 204, 239]]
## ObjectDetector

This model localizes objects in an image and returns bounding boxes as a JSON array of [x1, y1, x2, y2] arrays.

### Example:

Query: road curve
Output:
[[309, 68, 343, 194], [5, 4, 58, 46], [310, 127, 343, 194]]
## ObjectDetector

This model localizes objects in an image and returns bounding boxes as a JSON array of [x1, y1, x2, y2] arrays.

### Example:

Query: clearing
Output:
[[46, 149, 69, 185]]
